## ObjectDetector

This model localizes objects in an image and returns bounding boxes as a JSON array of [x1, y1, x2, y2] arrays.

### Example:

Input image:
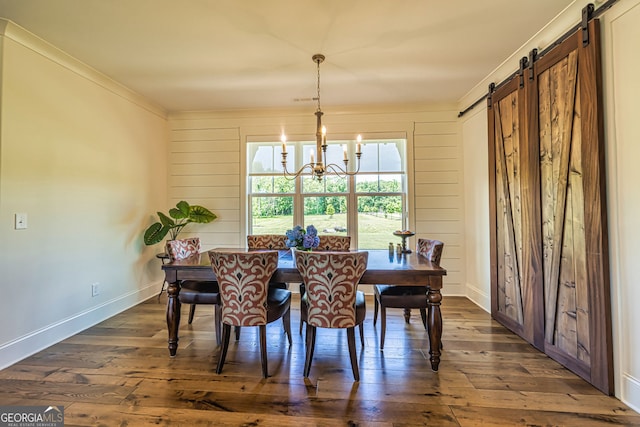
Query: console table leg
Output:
[[427, 288, 442, 371], [166, 282, 181, 357]]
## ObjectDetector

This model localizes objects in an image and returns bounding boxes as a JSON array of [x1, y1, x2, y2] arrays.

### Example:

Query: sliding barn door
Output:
[[534, 20, 612, 393], [489, 19, 612, 394]]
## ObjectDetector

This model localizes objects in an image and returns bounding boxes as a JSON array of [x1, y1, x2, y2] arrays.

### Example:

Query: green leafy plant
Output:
[[143, 200, 217, 245]]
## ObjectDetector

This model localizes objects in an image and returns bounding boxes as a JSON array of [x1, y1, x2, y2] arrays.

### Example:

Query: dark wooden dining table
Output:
[[161, 248, 447, 370]]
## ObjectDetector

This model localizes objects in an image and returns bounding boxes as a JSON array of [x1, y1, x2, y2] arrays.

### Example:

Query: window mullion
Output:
[[347, 174, 357, 248]]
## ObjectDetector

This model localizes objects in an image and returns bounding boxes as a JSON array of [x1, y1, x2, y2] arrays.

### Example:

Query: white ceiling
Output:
[[0, 0, 576, 113]]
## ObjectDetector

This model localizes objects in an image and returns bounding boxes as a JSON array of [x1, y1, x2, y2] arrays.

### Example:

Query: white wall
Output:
[[0, 20, 168, 368], [458, 0, 640, 410], [168, 106, 467, 295], [460, 107, 491, 309], [601, 0, 640, 412]]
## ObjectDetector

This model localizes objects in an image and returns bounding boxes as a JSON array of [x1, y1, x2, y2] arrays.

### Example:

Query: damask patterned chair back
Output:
[[317, 235, 351, 251], [167, 237, 201, 261], [247, 234, 289, 291], [247, 234, 288, 250], [416, 238, 444, 265], [210, 251, 278, 326], [295, 251, 368, 380]]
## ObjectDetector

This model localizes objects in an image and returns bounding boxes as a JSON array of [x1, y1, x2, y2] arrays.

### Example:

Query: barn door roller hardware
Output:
[[487, 83, 496, 109], [528, 49, 538, 81], [519, 56, 529, 88], [582, 3, 595, 47]]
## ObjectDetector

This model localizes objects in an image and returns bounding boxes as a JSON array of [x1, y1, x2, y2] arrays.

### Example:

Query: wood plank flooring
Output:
[[0, 295, 637, 426]]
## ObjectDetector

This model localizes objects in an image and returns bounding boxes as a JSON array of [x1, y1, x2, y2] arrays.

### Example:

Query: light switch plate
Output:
[[15, 213, 28, 229]]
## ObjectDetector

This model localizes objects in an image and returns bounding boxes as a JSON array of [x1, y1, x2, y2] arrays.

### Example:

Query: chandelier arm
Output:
[[282, 160, 319, 181], [325, 158, 362, 177]]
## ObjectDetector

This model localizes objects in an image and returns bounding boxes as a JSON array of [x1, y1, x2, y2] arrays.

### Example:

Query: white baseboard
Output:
[[0, 282, 160, 370], [465, 283, 490, 313], [622, 373, 640, 413]]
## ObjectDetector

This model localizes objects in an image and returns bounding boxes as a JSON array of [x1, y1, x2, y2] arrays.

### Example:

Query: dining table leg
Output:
[[166, 281, 181, 357], [427, 287, 442, 371]]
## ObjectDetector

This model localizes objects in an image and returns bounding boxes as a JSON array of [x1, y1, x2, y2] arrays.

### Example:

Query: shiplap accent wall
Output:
[[414, 121, 464, 295], [169, 125, 243, 248], [168, 108, 464, 295]]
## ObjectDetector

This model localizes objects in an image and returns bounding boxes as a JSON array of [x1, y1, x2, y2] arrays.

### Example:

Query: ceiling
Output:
[[0, 0, 576, 113]]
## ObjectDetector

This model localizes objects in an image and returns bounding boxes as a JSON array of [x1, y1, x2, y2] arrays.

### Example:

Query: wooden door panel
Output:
[[494, 92, 524, 325], [489, 76, 542, 347], [535, 23, 610, 393], [538, 50, 585, 350]]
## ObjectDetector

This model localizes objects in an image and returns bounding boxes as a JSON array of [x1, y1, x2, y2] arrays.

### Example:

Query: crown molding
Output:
[[0, 18, 167, 119]]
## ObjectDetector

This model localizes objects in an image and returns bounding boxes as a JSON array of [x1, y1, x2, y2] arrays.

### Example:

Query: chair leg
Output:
[[304, 325, 316, 378], [299, 283, 306, 336], [188, 304, 196, 324], [214, 305, 222, 346], [216, 324, 231, 374], [157, 280, 167, 301], [259, 325, 268, 378], [403, 308, 411, 324], [347, 327, 360, 381], [235, 326, 241, 341], [380, 305, 387, 350], [359, 322, 365, 347], [420, 308, 428, 330], [283, 307, 292, 346], [373, 295, 379, 326]]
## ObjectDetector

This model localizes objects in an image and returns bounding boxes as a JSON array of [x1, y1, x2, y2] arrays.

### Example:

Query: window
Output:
[[247, 137, 407, 249]]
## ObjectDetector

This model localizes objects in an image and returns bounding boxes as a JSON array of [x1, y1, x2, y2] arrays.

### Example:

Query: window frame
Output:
[[247, 137, 407, 249]]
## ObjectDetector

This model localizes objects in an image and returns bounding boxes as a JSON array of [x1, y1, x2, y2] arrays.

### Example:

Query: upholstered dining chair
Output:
[[247, 234, 288, 250], [209, 250, 292, 378], [295, 250, 368, 381], [299, 235, 351, 335], [166, 237, 222, 345], [373, 238, 444, 349], [317, 235, 351, 251], [244, 234, 290, 340]]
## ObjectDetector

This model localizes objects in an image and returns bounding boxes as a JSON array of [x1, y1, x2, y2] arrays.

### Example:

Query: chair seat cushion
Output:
[[266, 288, 292, 324], [354, 290, 366, 325], [375, 285, 428, 309], [375, 284, 427, 296], [179, 280, 219, 304]]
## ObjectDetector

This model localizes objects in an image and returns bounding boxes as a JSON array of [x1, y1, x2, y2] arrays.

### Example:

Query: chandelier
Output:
[[281, 54, 362, 181]]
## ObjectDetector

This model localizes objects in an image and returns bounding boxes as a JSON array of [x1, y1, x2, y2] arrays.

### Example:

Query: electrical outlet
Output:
[[91, 283, 100, 297]]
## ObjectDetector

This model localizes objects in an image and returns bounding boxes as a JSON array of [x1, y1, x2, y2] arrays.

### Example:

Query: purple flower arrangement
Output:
[[285, 225, 319, 250]]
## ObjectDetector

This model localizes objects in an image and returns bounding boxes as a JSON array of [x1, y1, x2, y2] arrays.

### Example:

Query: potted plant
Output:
[[143, 200, 217, 245]]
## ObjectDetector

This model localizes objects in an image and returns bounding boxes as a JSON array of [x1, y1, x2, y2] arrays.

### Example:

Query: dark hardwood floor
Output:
[[0, 294, 637, 426]]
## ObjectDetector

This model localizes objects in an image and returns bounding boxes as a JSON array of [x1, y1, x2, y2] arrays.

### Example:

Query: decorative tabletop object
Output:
[[393, 230, 416, 253], [285, 225, 320, 251]]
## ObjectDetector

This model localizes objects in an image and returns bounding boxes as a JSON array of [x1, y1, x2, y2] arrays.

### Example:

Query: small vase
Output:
[[290, 247, 297, 267]]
